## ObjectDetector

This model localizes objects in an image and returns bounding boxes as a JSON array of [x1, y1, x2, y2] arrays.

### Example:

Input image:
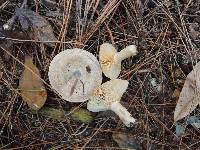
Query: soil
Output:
[[0, 0, 200, 149]]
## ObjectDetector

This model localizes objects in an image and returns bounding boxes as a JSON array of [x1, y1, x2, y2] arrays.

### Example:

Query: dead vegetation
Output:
[[0, 0, 200, 149]]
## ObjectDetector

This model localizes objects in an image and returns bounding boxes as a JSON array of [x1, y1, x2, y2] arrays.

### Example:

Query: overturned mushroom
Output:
[[99, 43, 137, 79], [87, 79, 136, 127], [48, 48, 102, 102]]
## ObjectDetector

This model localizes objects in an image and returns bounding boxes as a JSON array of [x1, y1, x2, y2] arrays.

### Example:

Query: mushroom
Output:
[[99, 43, 137, 79], [48, 48, 102, 102], [87, 79, 136, 127]]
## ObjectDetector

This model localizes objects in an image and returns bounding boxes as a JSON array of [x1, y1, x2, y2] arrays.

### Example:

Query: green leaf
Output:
[[29, 107, 93, 124], [69, 107, 93, 124], [30, 107, 65, 121]]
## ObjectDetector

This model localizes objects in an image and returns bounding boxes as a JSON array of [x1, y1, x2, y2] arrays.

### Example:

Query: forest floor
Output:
[[0, 0, 200, 149]]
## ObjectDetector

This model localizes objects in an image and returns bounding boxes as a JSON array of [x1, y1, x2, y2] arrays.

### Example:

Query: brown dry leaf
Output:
[[112, 133, 142, 150], [4, 8, 57, 47], [174, 62, 200, 122], [172, 89, 181, 100], [41, 0, 57, 9], [17, 8, 57, 47], [19, 56, 47, 110]]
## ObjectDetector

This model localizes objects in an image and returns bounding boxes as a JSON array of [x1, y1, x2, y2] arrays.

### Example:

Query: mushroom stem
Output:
[[110, 102, 136, 127], [114, 45, 137, 63]]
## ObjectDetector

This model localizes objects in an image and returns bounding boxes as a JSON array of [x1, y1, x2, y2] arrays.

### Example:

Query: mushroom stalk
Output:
[[114, 45, 137, 63], [110, 101, 136, 127]]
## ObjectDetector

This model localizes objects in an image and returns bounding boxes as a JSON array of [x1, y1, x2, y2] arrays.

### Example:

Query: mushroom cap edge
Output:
[[48, 48, 102, 102]]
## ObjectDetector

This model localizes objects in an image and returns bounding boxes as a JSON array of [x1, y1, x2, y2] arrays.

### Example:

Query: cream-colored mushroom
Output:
[[48, 48, 102, 102], [99, 43, 137, 79], [87, 79, 136, 127]]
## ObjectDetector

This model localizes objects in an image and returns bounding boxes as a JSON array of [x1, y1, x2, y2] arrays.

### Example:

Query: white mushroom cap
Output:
[[48, 48, 102, 102], [99, 43, 120, 79], [87, 79, 136, 127], [99, 43, 137, 79]]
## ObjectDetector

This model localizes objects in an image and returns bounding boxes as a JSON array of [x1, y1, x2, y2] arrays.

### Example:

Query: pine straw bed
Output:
[[0, 0, 200, 149]]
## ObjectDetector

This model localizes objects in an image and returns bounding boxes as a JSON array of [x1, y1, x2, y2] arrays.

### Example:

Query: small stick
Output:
[[70, 79, 78, 96]]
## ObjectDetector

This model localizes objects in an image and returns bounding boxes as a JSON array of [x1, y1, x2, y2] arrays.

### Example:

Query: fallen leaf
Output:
[[175, 124, 186, 136], [193, 122, 200, 128], [112, 133, 142, 150], [172, 89, 181, 99], [41, 0, 57, 9], [4, 8, 57, 47], [175, 115, 200, 137], [0, 41, 14, 61], [186, 116, 200, 128], [19, 56, 47, 110], [30, 107, 65, 121], [29, 106, 93, 123], [69, 107, 93, 124], [46, 10, 63, 19], [174, 62, 200, 122], [0, 22, 29, 60], [17, 8, 57, 47]]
